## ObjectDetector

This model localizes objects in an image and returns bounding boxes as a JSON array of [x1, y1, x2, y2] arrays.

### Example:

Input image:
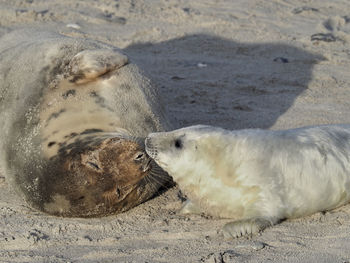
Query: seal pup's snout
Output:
[[145, 136, 158, 160]]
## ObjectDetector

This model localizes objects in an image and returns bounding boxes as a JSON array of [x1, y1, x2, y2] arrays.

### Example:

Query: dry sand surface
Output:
[[1, 0, 350, 262]]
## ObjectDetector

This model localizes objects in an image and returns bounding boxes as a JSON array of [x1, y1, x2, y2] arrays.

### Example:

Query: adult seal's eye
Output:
[[174, 139, 182, 149]]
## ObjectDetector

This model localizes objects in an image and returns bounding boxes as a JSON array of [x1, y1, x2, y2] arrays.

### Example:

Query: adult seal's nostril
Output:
[[141, 157, 152, 172]]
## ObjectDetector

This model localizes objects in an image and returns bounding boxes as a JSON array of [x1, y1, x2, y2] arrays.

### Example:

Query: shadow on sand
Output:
[[124, 34, 324, 130]]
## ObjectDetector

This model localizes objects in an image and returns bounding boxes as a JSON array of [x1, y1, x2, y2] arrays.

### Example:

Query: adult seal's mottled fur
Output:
[[0, 28, 171, 217], [145, 125, 350, 238]]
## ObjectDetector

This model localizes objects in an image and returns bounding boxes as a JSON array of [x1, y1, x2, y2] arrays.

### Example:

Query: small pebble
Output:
[[235, 241, 266, 251], [311, 33, 336, 42], [110, 16, 127, 25], [197, 62, 207, 68], [273, 57, 289, 63], [83, 235, 93, 241], [171, 76, 185, 80], [292, 6, 319, 14], [66, 23, 81, 29]]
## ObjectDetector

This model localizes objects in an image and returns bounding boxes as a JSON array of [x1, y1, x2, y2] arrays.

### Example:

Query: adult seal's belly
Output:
[[0, 28, 171, 217]]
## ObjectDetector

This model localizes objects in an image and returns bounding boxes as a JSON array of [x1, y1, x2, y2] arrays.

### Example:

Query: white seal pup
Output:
[[0, 28, 171, 217], [145, 124, 350, 238]]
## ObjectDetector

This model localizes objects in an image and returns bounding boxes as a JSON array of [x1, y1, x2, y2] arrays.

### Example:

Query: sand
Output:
[[1, 0, 350, 262]]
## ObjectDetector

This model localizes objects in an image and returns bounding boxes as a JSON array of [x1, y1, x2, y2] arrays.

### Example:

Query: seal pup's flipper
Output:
[[222, 217, 276, 238], [68, 49, 128, 84]]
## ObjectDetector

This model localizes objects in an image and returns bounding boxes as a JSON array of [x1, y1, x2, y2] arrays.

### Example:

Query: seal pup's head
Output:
[[145, 125, 227, 183]]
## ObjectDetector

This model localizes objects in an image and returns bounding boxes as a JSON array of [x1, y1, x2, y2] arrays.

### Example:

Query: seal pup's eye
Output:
[[134, 152, 145, 161], [174, 139, 182, 149]]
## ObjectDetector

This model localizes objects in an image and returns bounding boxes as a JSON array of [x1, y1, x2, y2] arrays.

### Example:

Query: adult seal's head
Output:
[[42, 134, 167, 217], [0, 28, 171, 217]]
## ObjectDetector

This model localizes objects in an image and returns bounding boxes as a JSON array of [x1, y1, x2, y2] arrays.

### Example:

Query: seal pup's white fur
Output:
[[145, 124, 350, 238]]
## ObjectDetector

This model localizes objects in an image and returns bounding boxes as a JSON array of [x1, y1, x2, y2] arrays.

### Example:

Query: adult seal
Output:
[[0, 28, 171, 217], [145, 124, 350, 238]]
